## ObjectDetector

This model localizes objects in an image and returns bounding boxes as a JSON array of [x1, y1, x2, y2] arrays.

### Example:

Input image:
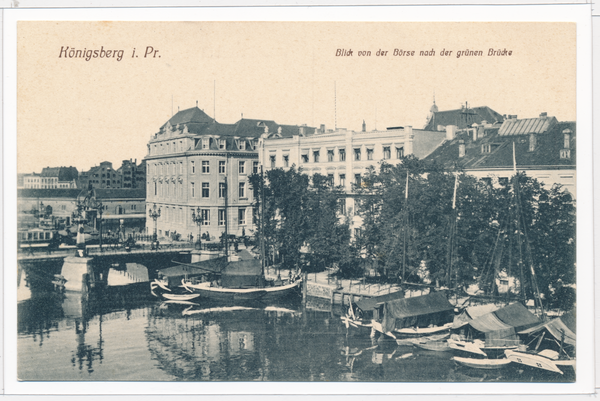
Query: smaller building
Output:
[[117, 159, 146, 189], [18, 188, 146, 232], [424, 102, 505, 131], [22, 166, 78, 189], [79, 161, 122, 189], [424, 113, 576, 197]]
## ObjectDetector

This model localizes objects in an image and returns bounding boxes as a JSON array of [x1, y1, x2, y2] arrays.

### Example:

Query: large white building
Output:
[[259, 123, 447, 233], [144, 106, 312, 240]]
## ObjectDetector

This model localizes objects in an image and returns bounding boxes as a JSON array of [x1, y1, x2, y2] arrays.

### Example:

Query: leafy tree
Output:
[[250, 167, 352, 273]]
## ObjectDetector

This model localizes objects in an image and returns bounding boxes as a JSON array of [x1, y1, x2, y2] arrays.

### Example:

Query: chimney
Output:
[[320, 124, 325, 133], [458, 140, 466, 158], [539, 112, 547, 118], [362, 120, 366, 132], [472, 124, 478, 141], [446, 125, 456, 141]]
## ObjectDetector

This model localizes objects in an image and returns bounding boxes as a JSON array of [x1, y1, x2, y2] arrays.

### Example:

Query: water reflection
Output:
[[18, 273, 574, 382]]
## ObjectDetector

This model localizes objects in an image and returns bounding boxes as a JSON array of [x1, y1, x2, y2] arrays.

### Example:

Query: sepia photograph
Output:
[[4, 5, 594, 396]]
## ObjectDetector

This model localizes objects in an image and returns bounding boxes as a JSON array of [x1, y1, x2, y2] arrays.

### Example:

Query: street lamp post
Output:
[[149, 204, 161, 243], [97, 202, 103, 252], [191, 207, 203, 250]]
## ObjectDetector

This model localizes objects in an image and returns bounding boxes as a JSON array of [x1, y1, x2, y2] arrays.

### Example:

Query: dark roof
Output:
[[424, 106, 504, 131], [94, 188, 146, 199], [40, 166, 79, 181], [163, 107, 214, 128], [18, 188, 81, 199], [424, 121, 576, 170]]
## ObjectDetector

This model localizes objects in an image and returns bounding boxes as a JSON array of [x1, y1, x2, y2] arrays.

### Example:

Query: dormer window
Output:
[[560, 149, 571, 159], [482, 144, 492, 153], [239, 140, 246, 151], [202, 138, 210, 149], [219, 139, 226, 150], [563, 131, 571, 149], [529, 134, 537, 152]]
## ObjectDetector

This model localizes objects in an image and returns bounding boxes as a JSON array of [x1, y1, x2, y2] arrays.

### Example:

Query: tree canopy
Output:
[[250, 158, 576, 307]]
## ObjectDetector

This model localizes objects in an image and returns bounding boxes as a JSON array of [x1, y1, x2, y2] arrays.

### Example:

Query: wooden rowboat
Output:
[[413, 340, 452, 352], [504, 349, 564, 374], [452, 356, 512, 370], [162, 293, 201, 302]]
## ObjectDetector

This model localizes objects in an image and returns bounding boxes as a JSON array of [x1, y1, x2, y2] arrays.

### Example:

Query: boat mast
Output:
[[445, 174, 459, 288], [512, 142, 545, 319], [260, 165, 266, 278], [224, 154, 229, 258], [402, 170, 408, 282]]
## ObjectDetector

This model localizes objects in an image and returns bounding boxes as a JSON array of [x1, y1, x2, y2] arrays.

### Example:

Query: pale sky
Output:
[[17, 21, 576, 174]]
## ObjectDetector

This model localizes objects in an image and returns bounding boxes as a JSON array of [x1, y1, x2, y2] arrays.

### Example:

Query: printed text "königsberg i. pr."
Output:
[[58, 46, 161, 61]]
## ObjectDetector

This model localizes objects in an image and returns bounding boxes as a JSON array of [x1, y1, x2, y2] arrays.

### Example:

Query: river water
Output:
[[17, 273, 573, 383]]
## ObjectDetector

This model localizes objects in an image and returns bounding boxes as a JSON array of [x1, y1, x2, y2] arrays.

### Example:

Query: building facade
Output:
[[144, 106, 311, 241], [117, 159, 146, 189], [17, 188, 146, 231], [78, 161, 123, 189], [424, 113, 576, 197], [23, 166, 78, 189], [259, 123, 448, 233]]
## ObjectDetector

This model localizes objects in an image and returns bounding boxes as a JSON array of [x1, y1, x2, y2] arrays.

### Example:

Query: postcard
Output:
[[4, 5, 594, 397]]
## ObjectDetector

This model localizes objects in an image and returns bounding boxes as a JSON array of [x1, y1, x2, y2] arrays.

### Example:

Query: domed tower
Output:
[[425, 95, 438, 128]]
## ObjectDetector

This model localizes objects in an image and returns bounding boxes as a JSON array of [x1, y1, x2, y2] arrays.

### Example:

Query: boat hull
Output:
[[371, 320, 452, 340], [505, 350, 564, 374], [182, 279, 302, 302], [413, 340, 452, 353], [452, 356, 512, 370]]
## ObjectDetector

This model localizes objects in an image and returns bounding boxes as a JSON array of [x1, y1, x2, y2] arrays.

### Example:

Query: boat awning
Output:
[[453, 303, 501, 329], [158, 256, 228, 277], [519, 310, 576, 346], [355, 290, 406, 311], [469, 311, 514, 333], [380, 291, 454, 333], [381, 291, 454, 320], [493, 302, 541, 332], [223, 259, 262, 277]]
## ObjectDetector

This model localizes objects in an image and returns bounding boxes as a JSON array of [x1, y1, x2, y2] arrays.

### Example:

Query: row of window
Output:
[[151, 137, 256, 155], [154, 207, 248, 226], [269, 146, 404, 167], [151, 181, 248, 200], [149, 160, 259, 176], [189, 182, 247, 199]]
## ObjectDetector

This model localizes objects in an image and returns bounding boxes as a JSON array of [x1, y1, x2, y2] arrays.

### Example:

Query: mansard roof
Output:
[[40, 166, 79, 181], [424, 105, 504, 131], [163, 107, 214, 127]]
